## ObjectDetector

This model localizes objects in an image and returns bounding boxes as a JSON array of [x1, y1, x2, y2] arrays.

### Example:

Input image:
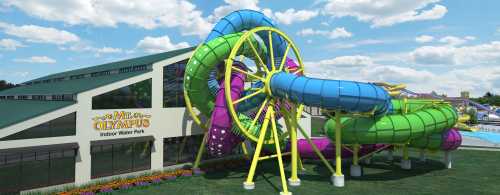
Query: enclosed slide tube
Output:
[[324, 99, 460, 150]]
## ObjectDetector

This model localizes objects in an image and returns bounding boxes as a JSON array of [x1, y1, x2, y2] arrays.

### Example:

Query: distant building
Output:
[[461, 91, 470, 99]]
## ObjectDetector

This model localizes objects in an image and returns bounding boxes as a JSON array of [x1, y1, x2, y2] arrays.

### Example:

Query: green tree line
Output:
[[470, 92, 500, 106]]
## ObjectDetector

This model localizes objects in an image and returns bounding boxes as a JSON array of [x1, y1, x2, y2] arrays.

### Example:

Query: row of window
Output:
[[1, 113, 76, 141], [91, 141, 152, 179], [0, 135, 237, 193], [163, 61, 187, 108], [0, 94, 74, 101], [0, 149, 76, 193], [89, 60, 188, 110], [92, 79, 152, 109], [24, 64, 151, 86]]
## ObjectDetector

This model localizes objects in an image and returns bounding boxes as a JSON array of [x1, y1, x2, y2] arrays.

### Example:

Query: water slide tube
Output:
[[296, 138, 387, 159], [324, 99, 459, 149], [188, 10, 299, 156]]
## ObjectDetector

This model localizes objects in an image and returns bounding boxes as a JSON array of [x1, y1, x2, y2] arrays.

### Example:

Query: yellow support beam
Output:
[[289, 106, 300, 183], [243, 106, 272, 189], [270, 107, 290, 194], [193, 131, 208, 169], [258, 152, 291, 161], [335, 110, 342, 176], [353, 144, 359, 166]]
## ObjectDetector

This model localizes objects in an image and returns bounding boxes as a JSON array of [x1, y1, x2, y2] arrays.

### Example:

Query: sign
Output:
[[92, 111, 151, 137]]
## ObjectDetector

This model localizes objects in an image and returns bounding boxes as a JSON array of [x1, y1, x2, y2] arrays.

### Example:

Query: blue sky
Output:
[[0, 0, 499, 97]]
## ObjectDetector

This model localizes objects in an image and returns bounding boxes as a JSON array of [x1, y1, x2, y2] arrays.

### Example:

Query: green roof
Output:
[[0, 100, 75, 129], [0, 71, 148, 96], [0, 47, 195, 130], [27, 47, 195, 83]]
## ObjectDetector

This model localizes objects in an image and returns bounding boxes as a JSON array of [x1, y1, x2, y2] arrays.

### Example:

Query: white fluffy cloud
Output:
[[0, 38, 25, 50], [323, 0, 447, 27], [305, 54, 500, 96], [274, 9, 318, 25], [297, 27, 352, 39], [4, 0, 212, 38], [96, 47, 122, 54], [439, 36, 467, 46], [137, 35, 190, 54], [411, 41, 500, 65], [209, 0, 261, 22], [0, 22, 79, 45], [415, 35, 434, 43], [411, 46, 455, 64], [13, 56, 56, 64], [306, 55, 374, 67]]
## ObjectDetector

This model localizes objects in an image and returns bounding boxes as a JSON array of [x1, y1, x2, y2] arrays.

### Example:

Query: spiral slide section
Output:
[[324, 99, 459, 148]]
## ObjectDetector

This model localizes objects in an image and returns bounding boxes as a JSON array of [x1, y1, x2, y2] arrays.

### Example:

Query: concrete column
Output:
[[75, 141, 91, 185], [444, 151, 452, 169], [151, 138, 164, 170], [419, 149, 426, 162], [386, 149, 394, 161]]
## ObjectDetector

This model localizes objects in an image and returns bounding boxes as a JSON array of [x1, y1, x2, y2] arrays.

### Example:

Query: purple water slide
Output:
[[296, 137, 387, 159], [441, 128, 462, 151], [207, 58, 301, 157], [207, 63, 246, 157]]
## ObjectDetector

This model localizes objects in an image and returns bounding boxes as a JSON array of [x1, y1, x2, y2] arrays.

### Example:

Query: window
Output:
[[69, 74, 85, 80], [53, 77, 65, 82], [163, 61, 187, 107], [0, 149, 76, 193], [91, 71, 111, 77], [91, 141, 151, 179], [163, 135, 205, 166], [18, 95, 28, 100], [92, 79, 152, 109], [1, 113, 76, 141], [51, 94, 73, 101], [33, 95, 47, 100]]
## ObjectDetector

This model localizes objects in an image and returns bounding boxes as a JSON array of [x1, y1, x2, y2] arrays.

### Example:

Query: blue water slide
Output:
[[270, 72, 392, 115], [205, 9, 287, 60], [204, 9, 288, 110]]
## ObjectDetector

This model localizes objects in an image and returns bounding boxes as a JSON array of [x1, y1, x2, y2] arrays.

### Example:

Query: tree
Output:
[[470, 91, 500, 106], [0, 80, 17, 91]]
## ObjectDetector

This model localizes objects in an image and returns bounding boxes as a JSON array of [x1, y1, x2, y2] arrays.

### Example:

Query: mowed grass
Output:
[[110, 149, 500, 195]]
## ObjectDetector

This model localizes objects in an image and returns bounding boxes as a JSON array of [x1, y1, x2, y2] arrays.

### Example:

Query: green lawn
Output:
[[111, 149, 500, 195]]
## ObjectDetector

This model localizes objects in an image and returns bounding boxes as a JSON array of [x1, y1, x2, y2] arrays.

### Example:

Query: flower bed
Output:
[[57, 169, 193, 195], [56, 157, 249, 195]]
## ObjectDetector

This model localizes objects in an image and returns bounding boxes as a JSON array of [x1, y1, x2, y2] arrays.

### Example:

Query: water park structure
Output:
[[0, 7, 494, 195], [183, 10, 467, 195]]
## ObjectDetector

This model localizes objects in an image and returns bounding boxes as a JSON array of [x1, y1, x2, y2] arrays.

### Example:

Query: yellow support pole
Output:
[[403, 145, 409, 160], [353, 144, 359, 166], [335, 111, 342, 176], [241, 141, 249, 159], [298, 152, 305, 171], [193, 131, 208, 169], [401, 144, 411, 170], [288, 106, 300, 185], [243, 107, 272, 190], [270, 107, 290, 195], [333, 110, 344, 187]]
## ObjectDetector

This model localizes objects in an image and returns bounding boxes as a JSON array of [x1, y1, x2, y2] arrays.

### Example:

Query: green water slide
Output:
[[325, 99, 458, 145]]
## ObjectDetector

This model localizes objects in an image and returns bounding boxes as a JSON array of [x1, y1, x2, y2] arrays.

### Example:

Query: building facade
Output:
[[0, 48, 215, 193]]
